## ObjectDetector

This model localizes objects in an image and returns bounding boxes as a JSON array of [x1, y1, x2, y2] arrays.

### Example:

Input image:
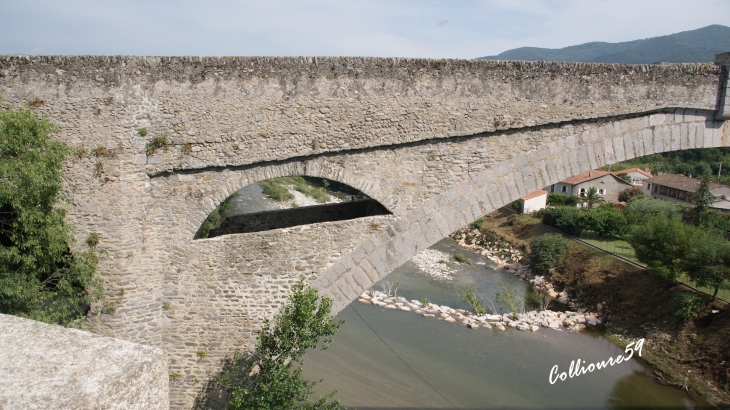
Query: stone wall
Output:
[[208, 198, 390, 236], [0, 314, 168, 410], [0, 55, 727, 408]]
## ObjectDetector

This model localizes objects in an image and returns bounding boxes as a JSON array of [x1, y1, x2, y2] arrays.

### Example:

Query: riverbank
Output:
[[468, 208, 730, 408]]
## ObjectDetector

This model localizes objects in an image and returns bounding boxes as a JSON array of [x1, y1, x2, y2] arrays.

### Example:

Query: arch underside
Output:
[[313, 108, 729, 314]]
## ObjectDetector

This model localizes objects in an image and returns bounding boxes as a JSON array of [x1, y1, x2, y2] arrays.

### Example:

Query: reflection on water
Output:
[[302, 239, 712, 409]]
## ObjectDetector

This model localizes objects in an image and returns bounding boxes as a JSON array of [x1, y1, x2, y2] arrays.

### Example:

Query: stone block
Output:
[[486, 184, 504, 209], [613, 136, 626, 163], [642, 128, 654, 155], [0, 314, 169, 410], [520, 167, 536, 194], [669, 124, 682, 151]]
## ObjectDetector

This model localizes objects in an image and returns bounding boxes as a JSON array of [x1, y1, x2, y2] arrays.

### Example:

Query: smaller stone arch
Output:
[[182, 158, 396, 240]]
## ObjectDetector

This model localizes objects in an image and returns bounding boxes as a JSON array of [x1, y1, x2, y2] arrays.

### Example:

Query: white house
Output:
[[519, 190, 548, 214], [547, 169, 633, 203]]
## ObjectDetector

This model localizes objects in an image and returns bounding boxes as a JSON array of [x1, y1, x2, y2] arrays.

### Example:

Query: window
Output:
[[659, 186, 667, 195], [551, 185, 555, 193], [678, 191, 686, 200], [561, 186, 567, 193], [598, 189, 605, 195], [668, 188, 675, 197], [579, 188, 586, 197], [647, 183, 651, 191]]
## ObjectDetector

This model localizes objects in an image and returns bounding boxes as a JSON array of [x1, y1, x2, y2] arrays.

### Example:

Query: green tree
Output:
[[580, 206, 629, 238], [540, 206, 583, 235], [0, 101, 102, 325], [216, 279, 343, 410], [623, 196, 681, 225], [580, 187, 606, 208], [690, 172, 717, 226], [617, 187, 643, 203], [529, 233, 570, 274], [626, 215, 699, 281], [683, 234, 730, 300]]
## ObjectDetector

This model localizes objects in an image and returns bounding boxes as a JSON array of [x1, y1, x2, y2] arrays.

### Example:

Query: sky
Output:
[[1, 0, 729, 59]]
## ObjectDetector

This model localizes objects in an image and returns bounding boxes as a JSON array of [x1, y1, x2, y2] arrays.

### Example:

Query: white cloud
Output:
[[0, 0, 728, 58]]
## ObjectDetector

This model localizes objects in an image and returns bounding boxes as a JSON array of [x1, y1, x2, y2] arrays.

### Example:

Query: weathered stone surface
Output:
[[0, 314, 168, 410]]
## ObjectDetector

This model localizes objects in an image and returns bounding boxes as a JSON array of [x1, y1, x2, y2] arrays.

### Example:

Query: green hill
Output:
[[479, 25, 730, 63]]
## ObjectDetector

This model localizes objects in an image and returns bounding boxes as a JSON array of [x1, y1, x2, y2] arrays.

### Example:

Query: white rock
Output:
[[385, 305, 397, 310], [358, 299, 372, 305], [531, 325, 539, 332], [399, 306, 411, 312], [423, 313, 435, 318], [444, 317, 456, 323]]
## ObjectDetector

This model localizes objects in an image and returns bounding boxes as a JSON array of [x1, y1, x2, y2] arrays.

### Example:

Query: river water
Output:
[[301, 238, 712, 409]]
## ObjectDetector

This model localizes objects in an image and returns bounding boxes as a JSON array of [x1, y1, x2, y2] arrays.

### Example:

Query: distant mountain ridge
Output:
[[479, 25, 730, 64]]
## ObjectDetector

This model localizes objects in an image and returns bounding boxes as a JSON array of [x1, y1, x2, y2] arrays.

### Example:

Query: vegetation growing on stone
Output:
[[144, 132, 169, 155], [0, 101, 102, 326], [197, 193, 238, 239], [456, 285, 487, 316], [215, 279, 343, 409]]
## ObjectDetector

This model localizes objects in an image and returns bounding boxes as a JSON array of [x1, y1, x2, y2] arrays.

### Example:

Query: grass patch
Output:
[[454, 253, 471, 264], [145, 133, 169, 155], [259, 176, 331, 203]]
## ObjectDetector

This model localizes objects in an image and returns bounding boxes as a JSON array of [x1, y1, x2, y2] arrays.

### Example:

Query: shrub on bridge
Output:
[[0, 100, 102, 325], [215, 279, 343, 409]]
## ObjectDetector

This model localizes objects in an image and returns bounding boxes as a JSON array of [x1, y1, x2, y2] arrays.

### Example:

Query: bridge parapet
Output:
[[715, 52, 730, 120]]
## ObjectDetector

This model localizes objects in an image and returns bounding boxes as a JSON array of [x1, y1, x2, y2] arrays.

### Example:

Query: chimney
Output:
[[589, 171, 592, 177]]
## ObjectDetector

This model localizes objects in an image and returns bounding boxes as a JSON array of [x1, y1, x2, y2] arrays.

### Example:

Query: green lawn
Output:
[[578, 231, 730, 302], [577, 233, 643, 264]]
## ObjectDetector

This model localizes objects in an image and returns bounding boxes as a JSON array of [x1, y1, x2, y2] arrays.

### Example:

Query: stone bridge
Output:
[[1, 54, 729, 408]]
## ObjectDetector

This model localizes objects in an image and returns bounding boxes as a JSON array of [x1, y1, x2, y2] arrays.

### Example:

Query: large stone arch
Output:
[[315, 108, 729, 314]]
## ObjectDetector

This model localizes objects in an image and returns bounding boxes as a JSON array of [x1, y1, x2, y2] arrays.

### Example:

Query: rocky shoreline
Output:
[[357, 224, 607, 333], [357, 290, 601, 332], [450, 226, 606, 315]]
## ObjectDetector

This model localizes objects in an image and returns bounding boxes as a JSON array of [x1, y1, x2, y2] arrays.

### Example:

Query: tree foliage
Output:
[[580, 206, 629, 238], [547, 193, 581, 207], [0, 101, 101, 325], [580, 187, 606, 208], [540, 206, 583, 235], [617, 187, 643, 203], [683, 234, 730, 300], [216, 279, 343, 410], [689, 172, 717, 226], [626, 215, 699, 281], [529, 233, 570, 274]]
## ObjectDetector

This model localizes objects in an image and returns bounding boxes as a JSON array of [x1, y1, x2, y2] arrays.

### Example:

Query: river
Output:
[[301, 238, 711, 409]]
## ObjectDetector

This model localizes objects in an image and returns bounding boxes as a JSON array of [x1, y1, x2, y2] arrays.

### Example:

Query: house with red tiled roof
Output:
[[643, 173, 730, 211], [612, 167, 651, 186], [547, 169, 633, 203], [518, 190, 548, 214]]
